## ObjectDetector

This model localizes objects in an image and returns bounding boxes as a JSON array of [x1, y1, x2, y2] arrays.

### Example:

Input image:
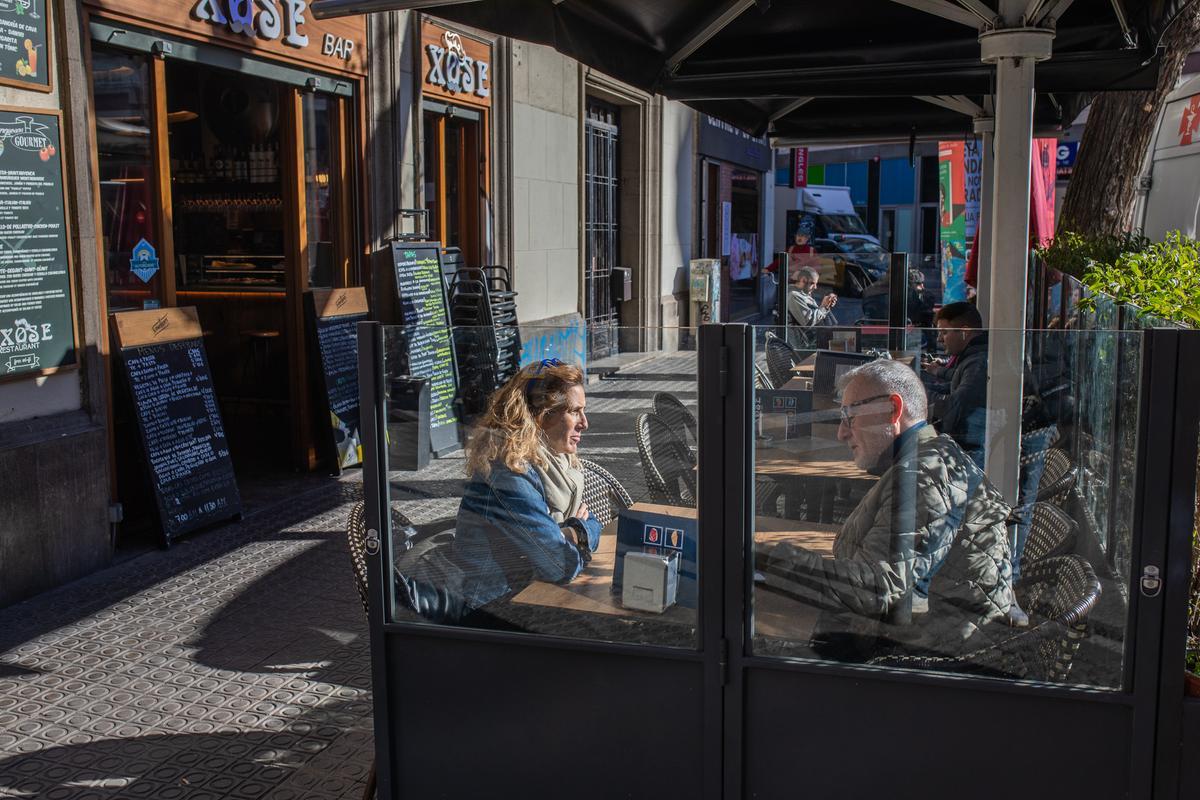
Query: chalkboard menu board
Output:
[[113, 307, 241, 544], [0, 1, 50, 92], [390, 240, 460, 455], [0, 107, 75, 379], [305, 288, 368, 472]]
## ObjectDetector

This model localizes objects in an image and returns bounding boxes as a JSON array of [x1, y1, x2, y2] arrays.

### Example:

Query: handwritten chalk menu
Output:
[[113, 307, 241, 544], [390, 240, 460, 454], [0, 109, 74, 379], [0, 1, 49, 91], [305, 288, 368, 471]]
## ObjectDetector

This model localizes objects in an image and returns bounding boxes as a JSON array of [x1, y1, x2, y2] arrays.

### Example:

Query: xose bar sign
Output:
[[192, 0, 313, 49]]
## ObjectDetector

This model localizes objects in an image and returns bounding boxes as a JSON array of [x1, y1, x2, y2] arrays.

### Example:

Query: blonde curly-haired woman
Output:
[[453, 358, 600, 610]]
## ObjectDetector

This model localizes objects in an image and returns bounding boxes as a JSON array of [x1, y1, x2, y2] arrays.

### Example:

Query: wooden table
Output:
[[511, 503, 839, 642], [755, 434, 875, 522]]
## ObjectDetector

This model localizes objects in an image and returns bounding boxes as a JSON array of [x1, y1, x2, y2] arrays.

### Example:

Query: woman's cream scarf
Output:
[[532, 444, 584, 523]]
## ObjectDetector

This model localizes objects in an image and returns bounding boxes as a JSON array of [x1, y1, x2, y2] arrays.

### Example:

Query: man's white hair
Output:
[[797, 266, 820, 282], [837, 358, 928, 422]]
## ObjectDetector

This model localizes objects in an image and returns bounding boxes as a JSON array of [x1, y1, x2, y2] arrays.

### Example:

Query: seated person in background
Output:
[[788, 266, 838, 328], [453, 358, 601, 611], [925, 301, 988, 468], [756, 360, 1013, 662]]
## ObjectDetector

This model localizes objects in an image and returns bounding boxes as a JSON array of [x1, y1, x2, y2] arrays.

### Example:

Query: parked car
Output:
[[818, 236, 890, 281]]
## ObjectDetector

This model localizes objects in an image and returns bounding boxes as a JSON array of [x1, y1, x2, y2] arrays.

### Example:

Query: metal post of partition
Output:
[[714, 323, 752, 800], [888, 252, 909, 351], [698, 323, 734, 800], [1105, 306, 1127, 570], [1152, 328, 1200, 799], [1126, 328, 1188, 795], [775, 251, 790, 330], [356, 320, 396, 800]]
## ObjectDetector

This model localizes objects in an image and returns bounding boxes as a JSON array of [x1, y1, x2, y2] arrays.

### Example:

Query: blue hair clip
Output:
[[526, 358, 565, 400]]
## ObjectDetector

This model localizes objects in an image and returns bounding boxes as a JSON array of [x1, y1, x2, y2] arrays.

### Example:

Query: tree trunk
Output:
[[1058, 5, 1200, 237]]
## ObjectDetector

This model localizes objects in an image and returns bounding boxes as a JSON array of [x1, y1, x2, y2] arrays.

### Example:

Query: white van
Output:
[[1134, 74, 1200, 240], [773, 184, 881, 249]]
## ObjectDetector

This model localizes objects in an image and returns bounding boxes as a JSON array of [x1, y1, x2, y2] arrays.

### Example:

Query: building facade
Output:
[[0, 5, 699, 607]]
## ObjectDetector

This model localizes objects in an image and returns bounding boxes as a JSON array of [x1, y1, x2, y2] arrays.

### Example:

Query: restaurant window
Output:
[[303, 94, 337, 289], [94, 48, 160, 312], [167, 62, 286, 293], [423, 102, 483, 264]]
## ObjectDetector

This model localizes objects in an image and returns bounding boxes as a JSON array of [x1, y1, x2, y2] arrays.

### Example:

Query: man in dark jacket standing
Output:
[[925, 301, 989, 468], [756, 359, 1013, 662]]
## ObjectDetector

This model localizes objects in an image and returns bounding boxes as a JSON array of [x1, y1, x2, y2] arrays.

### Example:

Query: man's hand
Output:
[[574, 502, 590, 520], [821, 293, 838, 310]]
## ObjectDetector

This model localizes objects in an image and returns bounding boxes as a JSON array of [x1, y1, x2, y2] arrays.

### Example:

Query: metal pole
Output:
[[980, 22, 1053, 504], [974, 108, 994, 323], [888, 252, 910, 351]]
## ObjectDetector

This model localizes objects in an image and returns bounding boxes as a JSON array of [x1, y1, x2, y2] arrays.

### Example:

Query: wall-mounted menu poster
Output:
[[113, 307, 241, 545], [0, 1, 50, 92], [0, 108, 75, 379], [305, 287, 368, 472], [390, 240, 460, 455]]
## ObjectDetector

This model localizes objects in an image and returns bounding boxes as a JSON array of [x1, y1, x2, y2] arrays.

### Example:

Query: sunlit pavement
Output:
[[0, 352, 696, 799]]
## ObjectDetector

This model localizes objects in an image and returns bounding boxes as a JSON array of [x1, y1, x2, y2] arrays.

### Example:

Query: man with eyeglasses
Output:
[[756, 359, 1014, 662]]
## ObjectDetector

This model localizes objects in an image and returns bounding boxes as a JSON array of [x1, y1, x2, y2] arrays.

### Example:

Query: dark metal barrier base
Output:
[[383, 632, 706, 799]]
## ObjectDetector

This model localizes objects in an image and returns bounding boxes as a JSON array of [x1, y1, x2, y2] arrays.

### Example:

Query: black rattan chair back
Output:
[[636, 413, 697, 507], [653, 392, 698, 447], [1021, 501, 1078, 570], [764, 332, 799, 388], [580, 458, 634, 526], [1037, 447, 1077, 505]]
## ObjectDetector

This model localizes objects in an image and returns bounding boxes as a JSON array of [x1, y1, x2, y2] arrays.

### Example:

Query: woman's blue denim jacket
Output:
[[453, 462, 602, 610]]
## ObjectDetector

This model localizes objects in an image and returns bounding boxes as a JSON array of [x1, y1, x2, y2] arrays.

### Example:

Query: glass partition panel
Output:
[[750, 324, 1141, 690], [381, 325, 701, 649]]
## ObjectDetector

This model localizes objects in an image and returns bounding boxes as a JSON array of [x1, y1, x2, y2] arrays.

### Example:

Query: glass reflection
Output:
[[383, 327, 700, 648], [752, 319, 1135, 689]]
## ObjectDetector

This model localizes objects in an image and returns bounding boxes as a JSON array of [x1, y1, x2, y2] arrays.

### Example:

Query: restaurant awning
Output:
[[313, 0, 1188, 503], [313, 0, 1182, 138]]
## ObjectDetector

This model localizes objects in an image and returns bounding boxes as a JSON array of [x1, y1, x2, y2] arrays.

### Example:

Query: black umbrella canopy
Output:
[[315, 0, 1189, 136]]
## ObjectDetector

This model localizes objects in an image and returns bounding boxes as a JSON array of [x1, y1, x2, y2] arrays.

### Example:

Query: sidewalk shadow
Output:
[[0, 725, 373, 799]]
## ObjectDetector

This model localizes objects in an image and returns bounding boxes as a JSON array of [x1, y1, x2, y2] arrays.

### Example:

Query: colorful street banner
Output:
[[1031, 138, 1056, 246], [938, 139, 980, 303]]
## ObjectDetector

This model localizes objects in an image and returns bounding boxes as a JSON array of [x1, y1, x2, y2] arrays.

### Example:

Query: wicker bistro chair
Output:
[[764, 332, 801, 388], [345, 500, 383, 800], [653, 392, 699, 448], [754, 362, 775, 390], [1037, 447, 1078, 506], [1021, 501, 1078, 570], [579, 458, 634, 526], [636, 413, 698, 507], [867, 555, 1101, 683]]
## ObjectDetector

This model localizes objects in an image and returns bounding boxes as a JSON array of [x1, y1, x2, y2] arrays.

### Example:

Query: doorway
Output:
[[423, 102, 484, 266], [89, 36, 359, 546], [584, 101, 620, 360]]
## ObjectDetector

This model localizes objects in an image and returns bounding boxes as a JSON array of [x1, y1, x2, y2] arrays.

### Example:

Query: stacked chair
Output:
[[449, 266, 522, 417]]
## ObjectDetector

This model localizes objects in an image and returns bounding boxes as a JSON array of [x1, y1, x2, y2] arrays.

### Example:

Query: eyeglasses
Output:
[[838, 394, 894, 427]]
